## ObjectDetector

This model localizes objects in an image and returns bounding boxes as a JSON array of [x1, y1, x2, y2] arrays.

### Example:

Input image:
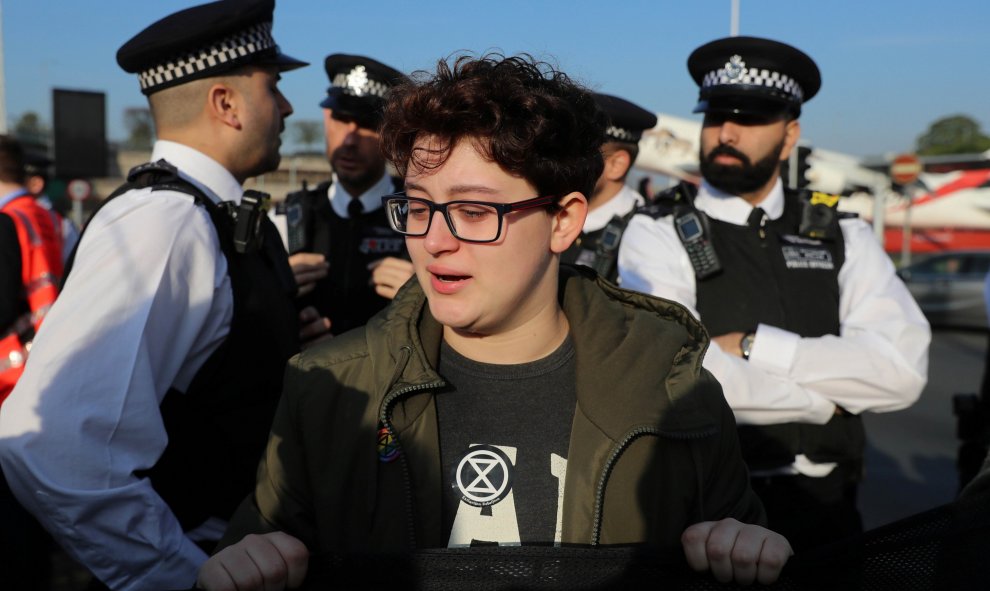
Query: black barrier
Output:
[[282, 488, 990, 590]]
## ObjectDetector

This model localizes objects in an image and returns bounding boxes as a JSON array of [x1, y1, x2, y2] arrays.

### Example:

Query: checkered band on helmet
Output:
[[701, 62, 805, 103], [331, 68, 392, 99], [137, 21, 276, 92], [606, 125, 639, 143]]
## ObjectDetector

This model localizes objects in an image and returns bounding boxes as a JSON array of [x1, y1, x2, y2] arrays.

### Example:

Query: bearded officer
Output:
[[0, 1, 324, 589], [618, 36, 931, 551], [561, 92, 656, 283], [274, 54, 412, 335]]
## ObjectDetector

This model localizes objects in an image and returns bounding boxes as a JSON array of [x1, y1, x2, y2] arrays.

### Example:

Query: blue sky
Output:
[[3, 0, 988, 158]]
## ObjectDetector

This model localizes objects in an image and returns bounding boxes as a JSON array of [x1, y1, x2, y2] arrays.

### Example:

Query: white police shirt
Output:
[[0, 140, 237, 591], [617, 178, 931, 477], [583, 184, 643, 233]]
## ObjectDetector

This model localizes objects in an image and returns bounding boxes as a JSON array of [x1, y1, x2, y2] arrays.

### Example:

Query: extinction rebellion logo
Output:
[[452, 445, 514, 507]]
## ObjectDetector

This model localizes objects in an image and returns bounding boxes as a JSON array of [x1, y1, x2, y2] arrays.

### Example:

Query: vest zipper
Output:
[[591, 425, 718, 545], [379, 347, 446, 550]]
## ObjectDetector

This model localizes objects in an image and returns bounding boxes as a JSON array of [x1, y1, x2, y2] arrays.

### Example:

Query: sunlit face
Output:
[[324, 108, 387, 194], [237, 66, 293, 178], [699, 112, 798, 196], [404, 138, 563, 337]]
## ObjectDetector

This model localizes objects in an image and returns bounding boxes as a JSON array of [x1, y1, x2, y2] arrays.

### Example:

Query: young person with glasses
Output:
[[197, 54, 792, 591]]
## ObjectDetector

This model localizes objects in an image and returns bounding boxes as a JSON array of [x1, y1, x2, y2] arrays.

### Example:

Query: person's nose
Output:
[[718, 120, 740, 146], [277, 90, 293, 119], [422, 209, 459, 255], [341, 121, 360, 146]]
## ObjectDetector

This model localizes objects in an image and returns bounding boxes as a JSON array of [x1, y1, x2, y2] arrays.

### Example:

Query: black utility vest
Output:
[[67, 163, 299, 529], [283, 179, 406, 335], [694, 189, 865, 472]]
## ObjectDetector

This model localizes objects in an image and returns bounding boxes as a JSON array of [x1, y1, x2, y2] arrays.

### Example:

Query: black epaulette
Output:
[[280, 180, 331, 212], [63, 160, 214, 286], [637, 182, 698, 220], [125, 160, 203, 201], [637, 198, 676, 220]]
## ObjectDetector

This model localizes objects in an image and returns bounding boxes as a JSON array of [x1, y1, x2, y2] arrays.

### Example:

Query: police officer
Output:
[[619, 36, 931, 550], [0, 2, 321, 589], [275, 54, 411, 335], [561, 93, 656, 283], [0, 135, 62, 591]]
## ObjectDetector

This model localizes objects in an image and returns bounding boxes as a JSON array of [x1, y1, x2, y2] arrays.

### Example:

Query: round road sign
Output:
[[890, 154, 922, 185], [67, 179, 92, 202]]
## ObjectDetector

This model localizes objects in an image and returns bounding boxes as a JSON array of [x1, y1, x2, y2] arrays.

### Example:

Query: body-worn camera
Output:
[[231, 190, 271, 254]]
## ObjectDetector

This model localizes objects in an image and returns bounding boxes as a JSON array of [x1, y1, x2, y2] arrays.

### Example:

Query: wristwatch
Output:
[[739, 331, 756, 360]]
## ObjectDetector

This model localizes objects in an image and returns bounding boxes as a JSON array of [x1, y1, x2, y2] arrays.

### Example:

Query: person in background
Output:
[[23, 151, 80, 263], [197, 53, 791, 591], [560, 92, 656, 283], [955, 268, 990, 491], [0, 134, 63, 591], [0, 1, 324, 589], [272, 54, 412, 335], [619, 36, 930, 551]]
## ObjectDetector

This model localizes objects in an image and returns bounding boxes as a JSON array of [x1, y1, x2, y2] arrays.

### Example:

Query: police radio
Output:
[[590, 214, 631, 279], [673, 207, 722, 280], [283, 181, 311, 255]]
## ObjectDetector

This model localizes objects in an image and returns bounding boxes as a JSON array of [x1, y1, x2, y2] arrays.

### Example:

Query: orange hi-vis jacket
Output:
[[0, 192, 64, 403]]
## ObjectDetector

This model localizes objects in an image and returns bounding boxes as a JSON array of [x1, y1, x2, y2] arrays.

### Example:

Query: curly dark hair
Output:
[[380, 53, 606, 199]]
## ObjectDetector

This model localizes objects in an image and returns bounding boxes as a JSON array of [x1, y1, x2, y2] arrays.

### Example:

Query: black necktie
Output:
[[347, 198, 364, 220], [747, 207, 766, 230], [748, 207, 768, 239]]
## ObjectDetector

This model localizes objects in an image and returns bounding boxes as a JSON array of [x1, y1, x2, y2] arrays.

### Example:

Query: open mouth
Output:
[[435, 273, 468, 282], [429, 268, 471, 294]]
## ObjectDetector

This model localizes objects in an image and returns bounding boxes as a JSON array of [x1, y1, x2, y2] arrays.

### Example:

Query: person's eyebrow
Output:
[[403, 182, 501, 198]]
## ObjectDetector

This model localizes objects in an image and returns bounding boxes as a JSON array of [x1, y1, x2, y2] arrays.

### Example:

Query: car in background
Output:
[[896, 250, 990, 330]]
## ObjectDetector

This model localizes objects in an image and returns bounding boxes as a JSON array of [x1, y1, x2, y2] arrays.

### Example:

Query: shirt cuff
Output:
[[749, 323, 798, 375], [750, 324, 836, 424]]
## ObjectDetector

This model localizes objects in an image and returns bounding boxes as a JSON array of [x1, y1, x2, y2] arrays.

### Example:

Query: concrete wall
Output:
[[91, 149, 332, 205]]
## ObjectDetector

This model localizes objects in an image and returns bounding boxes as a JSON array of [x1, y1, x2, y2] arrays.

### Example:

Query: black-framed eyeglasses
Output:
[[380, 192, 558, 243]]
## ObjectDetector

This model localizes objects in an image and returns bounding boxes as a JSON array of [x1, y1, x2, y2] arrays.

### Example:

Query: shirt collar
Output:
[[695, 177, 785, 226], [150, 140, 244, 205], [0, 188, 30, 209], [329, 172, 393, 218], [584, 184, 643, 232]]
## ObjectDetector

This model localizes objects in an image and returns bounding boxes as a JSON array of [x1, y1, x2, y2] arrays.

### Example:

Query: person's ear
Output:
[[778, 119, 801, 161], [208, 82, 241, 130], [603, 148, 632, 182], [550, 191, 588, 254]]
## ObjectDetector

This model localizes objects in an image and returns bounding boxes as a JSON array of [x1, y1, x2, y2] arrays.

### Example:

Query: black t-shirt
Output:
[[436, 337, 576, 547], [0, 213, 24, 331]]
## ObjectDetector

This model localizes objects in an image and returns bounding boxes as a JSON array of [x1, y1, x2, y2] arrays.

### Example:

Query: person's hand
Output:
[[196, 531, 309, 591], [289, 252, 329, 297], [681, 518, 793, 585], [298, 305, 331, 349], [711, 332, 746, 358], [368, 257, 415, 300]]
